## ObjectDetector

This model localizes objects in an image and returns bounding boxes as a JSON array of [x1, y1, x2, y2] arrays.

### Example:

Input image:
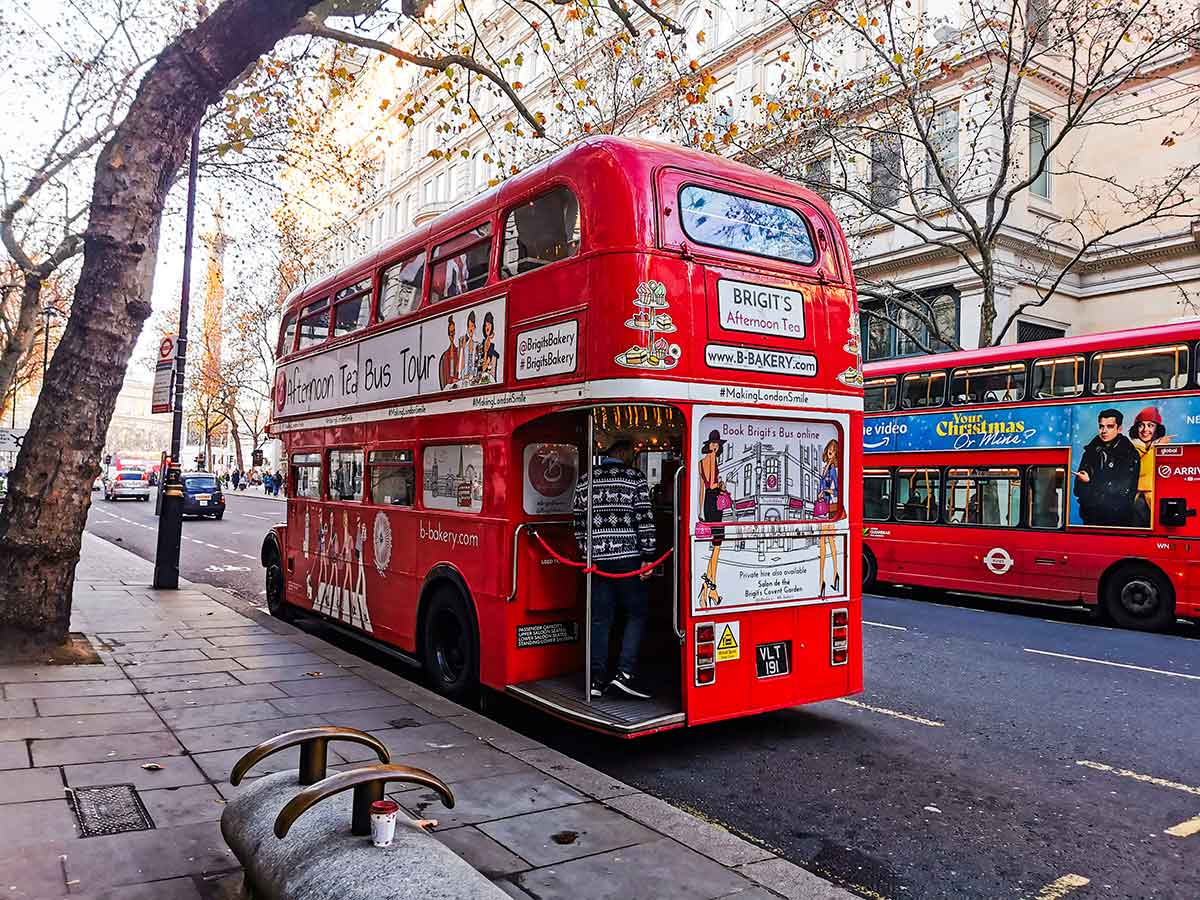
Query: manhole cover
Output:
[[70, 784, 155, 837]]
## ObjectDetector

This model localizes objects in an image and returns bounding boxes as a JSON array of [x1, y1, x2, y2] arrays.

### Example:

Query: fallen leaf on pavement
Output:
[[413, 819, 438, 830], [305, 671, 323, 677], [140, 763, 164, 771]]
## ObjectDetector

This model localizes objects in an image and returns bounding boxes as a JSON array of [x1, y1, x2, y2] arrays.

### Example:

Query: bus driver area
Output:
[[508, 405, 689, 735]]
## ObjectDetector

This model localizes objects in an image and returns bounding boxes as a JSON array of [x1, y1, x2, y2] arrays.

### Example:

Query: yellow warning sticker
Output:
[[715, 622, 740, 662]]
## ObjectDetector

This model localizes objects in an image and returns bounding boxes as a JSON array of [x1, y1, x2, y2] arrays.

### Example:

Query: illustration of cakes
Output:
[[837, 315, 863, 387], [617, 281, 681, 369]]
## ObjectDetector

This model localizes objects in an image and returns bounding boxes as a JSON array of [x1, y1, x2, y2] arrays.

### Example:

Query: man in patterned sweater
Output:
[[573, 438, 657, 700]]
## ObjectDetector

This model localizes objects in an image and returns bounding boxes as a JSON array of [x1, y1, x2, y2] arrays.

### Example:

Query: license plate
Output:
[[196, 494, 210, 502], [755, 641, 792, 679]]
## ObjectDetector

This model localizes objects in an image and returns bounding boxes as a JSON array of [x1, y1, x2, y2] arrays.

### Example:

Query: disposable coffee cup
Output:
[[369, 799, 400, 847]]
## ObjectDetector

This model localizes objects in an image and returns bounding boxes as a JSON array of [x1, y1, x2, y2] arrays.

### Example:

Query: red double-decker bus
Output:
[[262, 137, 863, 736], [861, 321, 1200, 632]]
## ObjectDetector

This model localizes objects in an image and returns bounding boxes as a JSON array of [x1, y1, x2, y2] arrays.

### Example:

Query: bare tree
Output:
[[725, 0, 1200, 350]]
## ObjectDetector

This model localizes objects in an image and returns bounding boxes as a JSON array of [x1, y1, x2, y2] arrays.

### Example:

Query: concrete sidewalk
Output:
[[223, 488, 284, 503], [0, 534, 854, 900]]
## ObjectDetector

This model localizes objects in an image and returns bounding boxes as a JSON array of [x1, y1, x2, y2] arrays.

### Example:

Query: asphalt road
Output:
[[84, 498, 1200, 900]]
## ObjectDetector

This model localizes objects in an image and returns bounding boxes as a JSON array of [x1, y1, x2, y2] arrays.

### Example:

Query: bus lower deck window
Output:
[[328, 450, 363, 502], [369, 450, 415, 506], [894, 468, 941, 522], [864, 469, 893, 520], [944, 467, 1021, 527]]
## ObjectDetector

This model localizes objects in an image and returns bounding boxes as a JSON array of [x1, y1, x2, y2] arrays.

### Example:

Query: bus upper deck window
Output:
[[297, 298, 330, 349], [1091, 344, 1190, 394], [678, 185, 816, 265], [950, 362, 1026, 405], [431, 223, 492, 303], [379, 253, 426, 322], [864, 377, 897, 412], [1031, 355, 1085, 399], [501, 186, 581, 278], [332, 279, 372, 338], [899, 371, 946, 409], [279, 312, 297, 356]]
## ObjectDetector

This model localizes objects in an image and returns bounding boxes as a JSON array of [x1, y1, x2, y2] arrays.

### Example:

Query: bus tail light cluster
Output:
[[695, 622, 716, 686], [831, 608, 849, 666]]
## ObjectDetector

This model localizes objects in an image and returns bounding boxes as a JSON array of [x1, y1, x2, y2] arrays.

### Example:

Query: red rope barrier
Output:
[[532, 531, 673, 578]]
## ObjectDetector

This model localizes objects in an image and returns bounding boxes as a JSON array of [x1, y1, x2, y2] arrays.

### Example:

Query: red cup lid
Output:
[[370, 799, 400, 814]]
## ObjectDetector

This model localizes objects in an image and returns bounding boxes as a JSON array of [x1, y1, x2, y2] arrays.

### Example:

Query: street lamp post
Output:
[[153, 126, 200, 590]]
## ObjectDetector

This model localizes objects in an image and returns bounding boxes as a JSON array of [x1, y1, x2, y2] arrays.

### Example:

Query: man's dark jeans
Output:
[[591, 559, 648, 682]]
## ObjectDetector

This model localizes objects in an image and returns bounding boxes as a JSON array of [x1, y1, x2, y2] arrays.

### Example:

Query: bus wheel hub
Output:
[[1120, 579, 1158, 615]]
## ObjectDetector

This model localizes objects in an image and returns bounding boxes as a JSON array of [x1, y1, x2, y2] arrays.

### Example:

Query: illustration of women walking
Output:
[[816, 439, 841, 597], [698, 429, 729, 607]]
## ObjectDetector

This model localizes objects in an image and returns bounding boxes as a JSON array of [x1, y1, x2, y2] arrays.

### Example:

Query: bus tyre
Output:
[[1104, 564, 1174, 633], [862, 549, 877, 593], [422, 587, 479, 702], [264, 549, 294, 623]]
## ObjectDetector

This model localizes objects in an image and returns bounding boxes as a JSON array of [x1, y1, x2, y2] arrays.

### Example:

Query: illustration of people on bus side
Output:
[[457, 310, 480, 385], [1074, 407, 1142, 527], [476, 311, 500, 384], [816, 438, 842, 597], [697, 429, 728, 607], [439, 315, 460, 389], [1130, 406, 1170, 527]]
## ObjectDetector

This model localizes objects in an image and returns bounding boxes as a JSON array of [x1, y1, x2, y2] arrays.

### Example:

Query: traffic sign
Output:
[[151, 363, 175, 414], [158, 334, 179, 364]]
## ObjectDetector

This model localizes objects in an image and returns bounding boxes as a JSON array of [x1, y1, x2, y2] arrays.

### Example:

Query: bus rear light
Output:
[[694, 622, 716, 686], [831, 607, 849, 667]]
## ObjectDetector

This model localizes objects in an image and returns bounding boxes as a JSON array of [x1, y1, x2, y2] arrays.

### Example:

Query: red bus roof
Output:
[[284, 136, 845, 317], [863, 319, 1200, 379]]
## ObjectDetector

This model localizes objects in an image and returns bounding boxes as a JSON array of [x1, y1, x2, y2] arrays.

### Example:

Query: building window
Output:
[[1017, 321, 1065, 343], [500, 186, 581, 278], [861, 291, 959, 361], [804, 155, 831, 201], [925, 106, 959, 189], [870, 134, 902, 207], [1029, 114, 1050, 198]]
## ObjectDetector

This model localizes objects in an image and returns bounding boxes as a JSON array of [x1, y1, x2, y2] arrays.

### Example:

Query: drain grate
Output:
[[70, 784, 156, 837]]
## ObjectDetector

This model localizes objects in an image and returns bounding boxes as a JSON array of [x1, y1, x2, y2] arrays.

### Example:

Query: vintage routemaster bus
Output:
[[861, 321, 1200, 632], [262, 137, 863, 736]]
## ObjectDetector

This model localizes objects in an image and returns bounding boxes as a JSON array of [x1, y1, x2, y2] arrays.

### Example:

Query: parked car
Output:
[[105, 470, 151, 501], [182, 472, 225, 520]]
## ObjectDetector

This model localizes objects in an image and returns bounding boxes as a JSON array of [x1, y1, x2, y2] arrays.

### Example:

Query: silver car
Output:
[[105, 470, 151, 501]]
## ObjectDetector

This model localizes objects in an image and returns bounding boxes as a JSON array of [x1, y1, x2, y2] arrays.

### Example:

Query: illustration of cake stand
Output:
[[616, 280, 680, 370]]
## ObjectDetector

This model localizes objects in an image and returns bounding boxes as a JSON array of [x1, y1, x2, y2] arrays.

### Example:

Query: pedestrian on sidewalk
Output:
[[572, 437, 656, 701]]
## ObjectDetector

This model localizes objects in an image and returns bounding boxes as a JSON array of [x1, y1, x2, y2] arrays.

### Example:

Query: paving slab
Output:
[[0, 739, 29, 769], [437, 825, 531, 878], [5, 679, 135, 699], [130, 672, 242, 692], [144, 683, 285, 710], [334, 721, 473, 761], [198, 640, 306, 660], [0, 846, 68, 899], [73, 876, 206, 900], [191, 744, 348, 784], [0, 766, 67, 804], [139, 784, 227, 826], [446, 711, 544, 753], [203, 633, 296, 648], [63, 820, 236, 892], [0, 664, 117, 683], [63, 756, 210, 791], [0, 711, 166, 742], [606, 793, 776, 868], [319, 704, 446, 734], [228, 651, 329, 670], [266, 688, 417, 717], [385, 743, 536, 786], [0, 798, 79, 848], [157, 700, 284, 730], [117, 660, 241, 679], [171, 715, 326, 754], [114, 649, 210, 665], [404, 770, 587, 829], [32, 730, 185, 767], [228, 663, 357, 684], [0, 698, 37, 718], [513, 837, 753, 900], [514, 746, 639, 801], [479, 801, 660, 867], [272, 674, 376, 696], [35, 695, 153, 717]]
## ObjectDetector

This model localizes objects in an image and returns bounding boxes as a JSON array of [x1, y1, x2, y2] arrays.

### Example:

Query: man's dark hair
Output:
[[1098, 408, 1123, 426], [605, 438, 633, 456]]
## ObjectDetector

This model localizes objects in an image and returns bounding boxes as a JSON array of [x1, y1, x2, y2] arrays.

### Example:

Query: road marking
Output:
[[1025, 648, 1199, 681], [1165, 815, 1200, 838], [863, 620, 907, 631], [835, 698, 944, 728], [222, 548, 239, 555], [205, 543, 219, 549], [240, 554, 257, 561], [1076, 760, 1200, 797], [1032, 873, 1089, 900]]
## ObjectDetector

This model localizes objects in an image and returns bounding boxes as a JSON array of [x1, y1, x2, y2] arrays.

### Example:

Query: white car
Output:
[[105, 471, 151, 501]]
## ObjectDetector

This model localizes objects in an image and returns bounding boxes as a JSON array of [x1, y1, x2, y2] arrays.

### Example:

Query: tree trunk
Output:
[[0, 0, 321, 656], [977, 256, 997, 347], [0, 275, 44, 405], [227, 405, 245, 472]]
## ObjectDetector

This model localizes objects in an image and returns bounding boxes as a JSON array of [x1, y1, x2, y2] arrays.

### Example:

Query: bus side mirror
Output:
[[1159, 497, 1196, 528]]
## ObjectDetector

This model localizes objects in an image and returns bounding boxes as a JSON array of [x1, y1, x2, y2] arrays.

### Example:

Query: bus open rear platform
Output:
[[508, 674, 684, 737]]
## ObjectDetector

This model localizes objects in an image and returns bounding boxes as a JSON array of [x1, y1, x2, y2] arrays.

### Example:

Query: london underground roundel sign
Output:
[[984, 547, 1014, 576]]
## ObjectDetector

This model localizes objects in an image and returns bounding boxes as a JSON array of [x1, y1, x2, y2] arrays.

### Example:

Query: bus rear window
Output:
[[679, 185, 815, 265], [1091, 344, 1190, 394], [864, 377, 897, 412]]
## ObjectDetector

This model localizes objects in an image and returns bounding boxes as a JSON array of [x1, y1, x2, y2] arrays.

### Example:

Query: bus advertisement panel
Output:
[[865, 394, 1200, 529]]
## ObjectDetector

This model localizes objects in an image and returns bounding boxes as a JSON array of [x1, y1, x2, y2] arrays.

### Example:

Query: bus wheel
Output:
[[422, 587, 478, 702], [264, 548, 294, 623], [1103, 564, 1175, 632], [862, 549, 878, 593]]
